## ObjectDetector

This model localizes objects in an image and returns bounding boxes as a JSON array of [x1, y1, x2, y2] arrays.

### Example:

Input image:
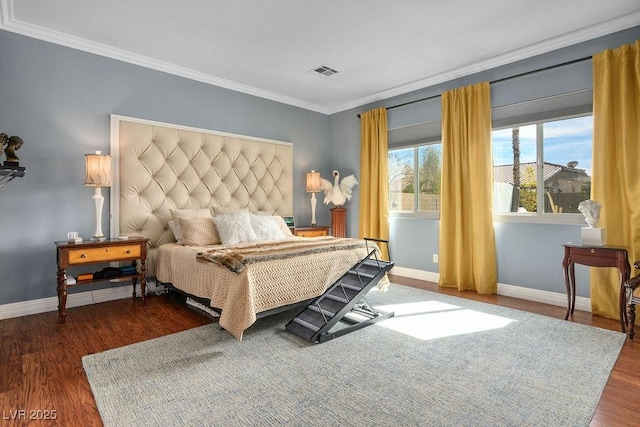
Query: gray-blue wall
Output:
[[328, 26, 640, 297], [2, 26, 639, 307], [0, 29, 331, 305]]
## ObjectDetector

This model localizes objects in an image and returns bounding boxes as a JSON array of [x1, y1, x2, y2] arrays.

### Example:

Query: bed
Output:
[[109, 116, 378, 339], [157, 235, 375, 339]]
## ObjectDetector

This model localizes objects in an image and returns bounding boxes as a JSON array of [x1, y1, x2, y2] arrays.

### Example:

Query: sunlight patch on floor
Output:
[[374, 301, 516, 340]]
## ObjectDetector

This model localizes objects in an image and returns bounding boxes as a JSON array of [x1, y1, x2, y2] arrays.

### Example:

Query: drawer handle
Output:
[[126, 250, 131, 254], [80, 254, 86, 258], [590, 249, 595, 254]]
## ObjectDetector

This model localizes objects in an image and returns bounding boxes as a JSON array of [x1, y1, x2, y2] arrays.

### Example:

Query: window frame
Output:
[[388, 141, 442, 220], [492, 112, 591, 225], [388, 111, 592, 226]]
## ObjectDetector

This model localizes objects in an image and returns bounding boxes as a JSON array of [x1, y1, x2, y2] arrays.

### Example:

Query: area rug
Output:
[[82, 284, 625, 426]]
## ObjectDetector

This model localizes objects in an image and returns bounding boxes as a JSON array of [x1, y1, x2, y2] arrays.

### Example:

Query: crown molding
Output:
[[326, 11, 640, 114], [0, 0, 330, 114], [1, 0, 638, 116]]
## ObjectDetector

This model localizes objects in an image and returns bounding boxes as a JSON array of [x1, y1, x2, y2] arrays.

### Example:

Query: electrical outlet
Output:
[[433, 254, 438, 263]]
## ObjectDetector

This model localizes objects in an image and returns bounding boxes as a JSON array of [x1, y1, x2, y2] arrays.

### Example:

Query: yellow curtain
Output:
[[359, 107, 390, 259], [439, 82, 497, 294], [591, 40, 640, 320]]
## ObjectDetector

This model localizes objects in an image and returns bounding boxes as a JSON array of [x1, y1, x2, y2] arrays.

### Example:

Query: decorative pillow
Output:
[[212, 211, 258, 245], [271, 216, 294, 237], [167, 220, 179, 240], [211, 206, 248, 216], [169, 208, 212, 244], [177, 217, 221, 246], [250, 214, 286, 241]]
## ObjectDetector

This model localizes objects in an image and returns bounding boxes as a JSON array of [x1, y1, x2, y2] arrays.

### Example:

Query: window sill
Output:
[[390, 211, 587, 226], [493, 213, 586, 225], [390, 211, 440, 220]]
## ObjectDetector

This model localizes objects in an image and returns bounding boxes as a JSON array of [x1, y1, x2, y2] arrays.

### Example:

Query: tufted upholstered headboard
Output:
[[109, 115, 293, 275]]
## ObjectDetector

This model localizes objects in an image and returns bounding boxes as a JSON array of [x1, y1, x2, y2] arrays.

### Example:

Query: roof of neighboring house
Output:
[[493, 161, 589, 185]]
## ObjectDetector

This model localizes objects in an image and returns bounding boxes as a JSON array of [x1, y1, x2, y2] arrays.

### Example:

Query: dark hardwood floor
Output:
[[1, 277, 639, 426]]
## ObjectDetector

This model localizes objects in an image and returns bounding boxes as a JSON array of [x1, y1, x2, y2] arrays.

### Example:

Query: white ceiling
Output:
[[1, 0, 639, 114]]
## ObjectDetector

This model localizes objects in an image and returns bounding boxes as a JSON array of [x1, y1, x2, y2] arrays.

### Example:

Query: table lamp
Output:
[[306, 170, 321, 226], [84, 151, 112, 240]]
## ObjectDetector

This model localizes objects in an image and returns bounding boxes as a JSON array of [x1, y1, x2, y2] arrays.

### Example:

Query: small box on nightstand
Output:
[[581, 227, 605, 246]]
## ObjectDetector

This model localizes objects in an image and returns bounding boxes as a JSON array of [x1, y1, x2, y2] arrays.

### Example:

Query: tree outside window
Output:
[[389, 115, 591, 218], [492, 115, 592, 214], [389, 143, 442, 213]]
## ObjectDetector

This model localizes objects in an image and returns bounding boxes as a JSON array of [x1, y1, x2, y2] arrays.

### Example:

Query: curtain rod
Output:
[[357, 55, 592, 118]]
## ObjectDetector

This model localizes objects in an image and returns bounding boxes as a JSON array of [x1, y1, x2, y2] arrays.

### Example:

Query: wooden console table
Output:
[[562, 243, 630, 332], [55, 237, 148, 323]]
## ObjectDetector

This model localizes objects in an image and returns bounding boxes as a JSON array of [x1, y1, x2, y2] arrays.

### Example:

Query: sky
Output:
[[492, 115, 593, 176], [389, 115, 594, 180]]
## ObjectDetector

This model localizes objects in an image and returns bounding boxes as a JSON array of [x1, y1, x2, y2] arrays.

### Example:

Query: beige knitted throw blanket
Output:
[[197, 237, 373, 273]]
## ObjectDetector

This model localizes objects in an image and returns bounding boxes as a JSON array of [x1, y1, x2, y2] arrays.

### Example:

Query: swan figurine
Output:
[[319, 170, 358, 207]]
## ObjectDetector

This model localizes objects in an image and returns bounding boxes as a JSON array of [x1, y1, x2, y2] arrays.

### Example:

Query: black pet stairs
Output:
[[285, 238, 394, 343]]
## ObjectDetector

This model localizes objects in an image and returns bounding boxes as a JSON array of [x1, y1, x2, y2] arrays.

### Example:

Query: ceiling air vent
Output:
[[309, 65, 339, 78]]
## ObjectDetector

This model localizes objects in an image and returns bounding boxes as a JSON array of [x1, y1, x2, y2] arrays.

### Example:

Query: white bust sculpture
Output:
[[578, 199, 602, 228]]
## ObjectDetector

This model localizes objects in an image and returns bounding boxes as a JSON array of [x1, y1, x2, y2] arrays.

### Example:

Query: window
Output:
[[388, 115, 592, 220], [389, 143, 442, 214], [492, 115, 593, 215]]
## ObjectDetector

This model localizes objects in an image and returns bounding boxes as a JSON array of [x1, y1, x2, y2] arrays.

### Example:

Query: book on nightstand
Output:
[[118, 266, 137, 276]]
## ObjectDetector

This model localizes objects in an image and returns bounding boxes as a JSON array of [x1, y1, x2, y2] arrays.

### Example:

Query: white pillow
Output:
[[167, 220, 179, 240], [212, 211, 258, 245], [271, 216, 294, 237], [250, 214, 286, 241]]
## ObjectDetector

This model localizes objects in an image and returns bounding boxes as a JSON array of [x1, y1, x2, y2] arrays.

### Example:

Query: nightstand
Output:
[[293, 226, 330, 237], [55, 237, 148, 323]]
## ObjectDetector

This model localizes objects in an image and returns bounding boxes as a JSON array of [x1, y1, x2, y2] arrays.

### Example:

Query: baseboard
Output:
[[390, 266, 591, 313], [0, 269, 591, 321], [0, 279, 163, 321], [391, 266, 440, 284]]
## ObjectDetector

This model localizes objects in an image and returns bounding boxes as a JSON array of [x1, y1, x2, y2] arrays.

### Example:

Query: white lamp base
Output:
[[310, 192, 317, 226], [92, 187, 106, 241]]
